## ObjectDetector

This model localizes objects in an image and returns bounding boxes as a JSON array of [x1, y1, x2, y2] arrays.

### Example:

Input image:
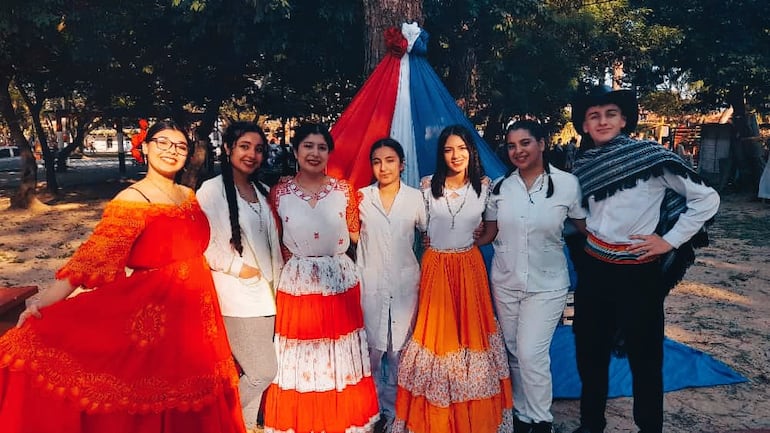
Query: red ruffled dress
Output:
[[0, 197, 245, 433]]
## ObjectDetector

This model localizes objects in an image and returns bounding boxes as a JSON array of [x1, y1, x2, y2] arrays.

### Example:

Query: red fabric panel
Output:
[[328, 38, 404, 191], [264, 378, 379, 433], [275, 283, 364, 340]]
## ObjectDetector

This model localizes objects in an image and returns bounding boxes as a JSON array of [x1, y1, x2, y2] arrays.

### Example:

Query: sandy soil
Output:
[[0, 178, 769, 433]]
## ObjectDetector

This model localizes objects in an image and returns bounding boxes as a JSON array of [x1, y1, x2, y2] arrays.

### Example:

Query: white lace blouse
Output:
[[421, 175, 491, 251]]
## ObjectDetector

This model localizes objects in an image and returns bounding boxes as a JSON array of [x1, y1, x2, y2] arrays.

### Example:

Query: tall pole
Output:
[[116, 117, 126, 174]]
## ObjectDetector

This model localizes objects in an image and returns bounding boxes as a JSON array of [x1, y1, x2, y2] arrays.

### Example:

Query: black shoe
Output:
[[373, 416, 388, 433], [513, 417, 534, 433]]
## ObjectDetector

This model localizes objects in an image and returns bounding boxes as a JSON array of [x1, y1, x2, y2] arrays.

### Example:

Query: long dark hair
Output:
[[220, 121, 270, 256], [430, 125, 483, 199], [291, 122, 335, 152], [143, 119, 195, 175], [492, 119, 554, 198]]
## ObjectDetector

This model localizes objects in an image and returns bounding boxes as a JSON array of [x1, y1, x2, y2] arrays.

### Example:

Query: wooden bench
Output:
[[0, 286, 39, 316], [0, 286, 39, 334]]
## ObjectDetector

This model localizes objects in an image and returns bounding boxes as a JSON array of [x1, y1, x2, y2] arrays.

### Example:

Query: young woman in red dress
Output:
[[0, 119, 245, 433]]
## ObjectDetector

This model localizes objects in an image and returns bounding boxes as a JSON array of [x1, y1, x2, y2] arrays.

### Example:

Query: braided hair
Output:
[[220, 121, 270, 255], [492, 119, 554, 198], [431, 125, 484, 199]]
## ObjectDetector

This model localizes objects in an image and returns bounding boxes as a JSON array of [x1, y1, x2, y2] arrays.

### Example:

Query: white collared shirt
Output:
[[485, 166, 587, 292], [585, 168, 720, 248], [357, 183, 427, 352]]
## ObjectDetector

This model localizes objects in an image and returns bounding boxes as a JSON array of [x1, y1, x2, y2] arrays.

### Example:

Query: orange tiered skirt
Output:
[[262, 255, 379, 433], [393, 247, 513, 433]]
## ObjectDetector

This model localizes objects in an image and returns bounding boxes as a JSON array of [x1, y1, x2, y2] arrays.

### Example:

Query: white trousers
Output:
[[492, 286, 568, 423]]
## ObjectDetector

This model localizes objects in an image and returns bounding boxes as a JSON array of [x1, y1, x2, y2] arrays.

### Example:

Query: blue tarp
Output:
[[550, 325, 748, 399]]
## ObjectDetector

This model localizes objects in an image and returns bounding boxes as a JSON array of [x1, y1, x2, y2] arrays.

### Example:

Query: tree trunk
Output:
[[57, 114, 93, 174], [362, 0, 424, 73], [33, 108, 59, 192], [612, 60, 624, 90], [15, 83, 59, 192], [724, 85, 761, 193], [482, 108, 506, 162], [179, 103, 221, 189], [447, 29, 479, 116], [0, 76, 37, 208]]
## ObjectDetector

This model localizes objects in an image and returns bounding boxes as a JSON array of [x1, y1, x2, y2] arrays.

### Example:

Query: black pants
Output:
[[573, 256, 665, 433]]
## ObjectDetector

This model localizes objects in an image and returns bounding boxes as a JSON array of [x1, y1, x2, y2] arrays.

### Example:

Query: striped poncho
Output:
[[573, 134, 711, 295]]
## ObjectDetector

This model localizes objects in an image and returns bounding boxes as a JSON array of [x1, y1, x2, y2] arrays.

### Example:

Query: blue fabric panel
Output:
[[550, 325, 747, 399], [408, 30, 506, 181]]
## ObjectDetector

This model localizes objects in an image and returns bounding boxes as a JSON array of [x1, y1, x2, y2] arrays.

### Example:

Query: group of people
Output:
[[0, 85, 720, 433], [547, 137, 579, 172]]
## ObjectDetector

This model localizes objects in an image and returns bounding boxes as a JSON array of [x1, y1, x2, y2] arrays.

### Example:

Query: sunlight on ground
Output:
[[1, 200, 87, 214], [697, 258, 762, 274], [49, 203, 88, 211], [676, 281, 752, 305], [665, 323, 711, 342]]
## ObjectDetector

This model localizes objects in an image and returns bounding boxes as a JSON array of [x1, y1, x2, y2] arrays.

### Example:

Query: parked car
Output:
[[0, 146, 20, 158], [0, 146, 21, 172]]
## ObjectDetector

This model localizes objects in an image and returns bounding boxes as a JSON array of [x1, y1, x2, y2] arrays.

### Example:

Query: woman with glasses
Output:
[[262, 122, 379, 433], [0, 119, 246, 433], [197, 121, 283, 433]]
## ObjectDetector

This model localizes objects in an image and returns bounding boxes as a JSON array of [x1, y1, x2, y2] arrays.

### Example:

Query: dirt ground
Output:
[[0, 176, 769, 433]]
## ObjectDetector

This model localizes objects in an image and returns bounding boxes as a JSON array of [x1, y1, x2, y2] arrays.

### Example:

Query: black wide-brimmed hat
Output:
[[571, 85, 638, 135]]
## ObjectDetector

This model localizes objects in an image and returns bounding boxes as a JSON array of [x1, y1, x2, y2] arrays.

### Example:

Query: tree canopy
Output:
[[2, 0, 769, 206]]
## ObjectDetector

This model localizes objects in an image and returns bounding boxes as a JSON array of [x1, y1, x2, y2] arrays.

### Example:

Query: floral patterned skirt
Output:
[[393, 247, 513, 433], [263, 255, 379, 433]]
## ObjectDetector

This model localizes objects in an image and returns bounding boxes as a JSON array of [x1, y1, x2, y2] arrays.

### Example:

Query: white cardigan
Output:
[[197, 176, 283, 317]]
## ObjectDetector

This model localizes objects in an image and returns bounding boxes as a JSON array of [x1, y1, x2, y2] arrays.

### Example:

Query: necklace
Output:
[[444, 182, 470, 230], [238, 183, 264, 232], [526, 173, 546, 204], [290, 176, 333, 202], [148, 177, 192, 219]]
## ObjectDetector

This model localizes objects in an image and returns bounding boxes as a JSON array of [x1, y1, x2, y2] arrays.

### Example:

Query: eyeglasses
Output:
[[150, 137, 189, 155]]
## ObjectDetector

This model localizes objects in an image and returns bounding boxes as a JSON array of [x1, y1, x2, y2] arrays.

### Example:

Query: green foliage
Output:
[[631, 0, 770, 112], [638, 90, 685, 118], [576, 0, 682, 92], [422, 0, 595, 126], [482, 0, 592, 123], [4, 0, 770, 144]]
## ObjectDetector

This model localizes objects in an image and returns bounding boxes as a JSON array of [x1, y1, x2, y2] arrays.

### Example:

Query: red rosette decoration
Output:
[[384, 27, 408, 58], [131, 119, 148, 164]]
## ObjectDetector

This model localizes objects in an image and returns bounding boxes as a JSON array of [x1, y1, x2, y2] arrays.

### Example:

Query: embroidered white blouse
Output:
[[270, 176, 361, 297], [357, 183, 427, 352], [485, 166, 587, 293], [422, 175, 491, 251], [586, 168, 720, 248], [197, 176, 283, 318]]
